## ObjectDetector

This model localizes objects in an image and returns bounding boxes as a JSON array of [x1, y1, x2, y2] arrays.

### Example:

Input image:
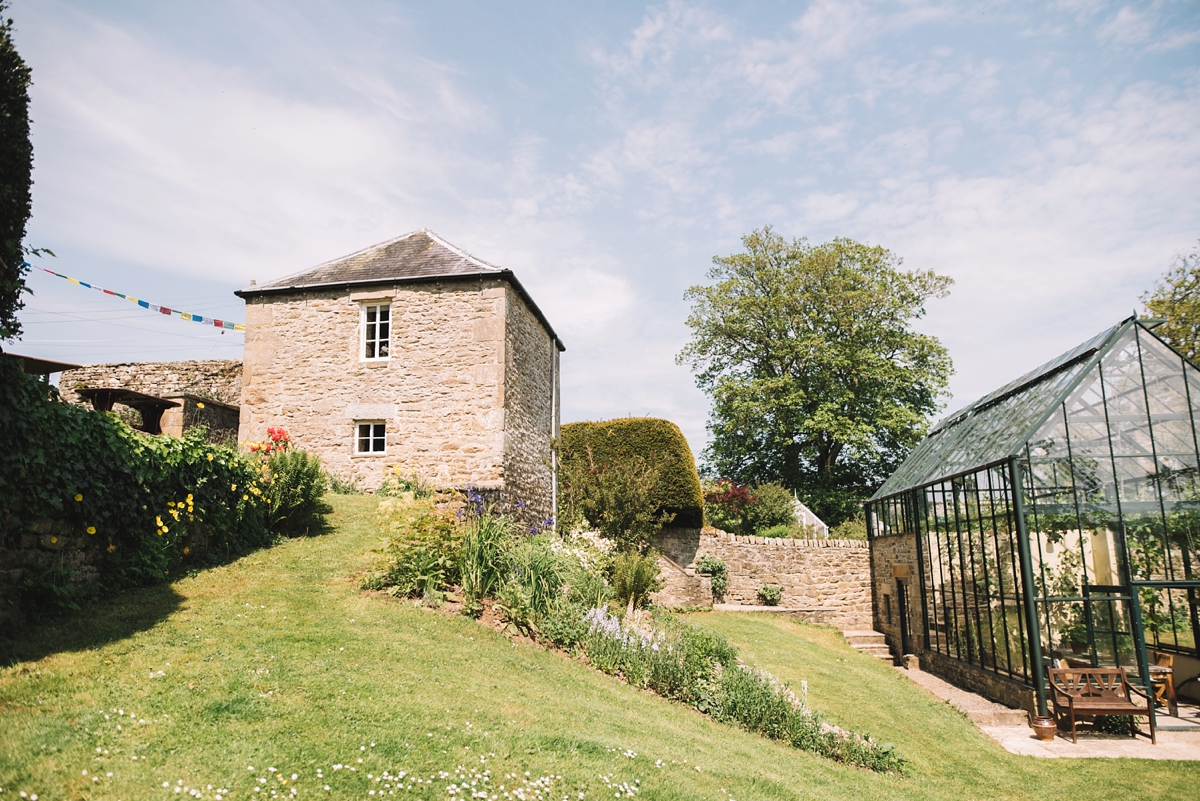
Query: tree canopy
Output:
[[0, 1, 32, 343], [1142, 241, 1200, 363], [677, 227, 953, 525]]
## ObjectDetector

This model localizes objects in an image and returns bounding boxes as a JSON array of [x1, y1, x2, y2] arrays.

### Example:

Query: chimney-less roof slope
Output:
[[249, 229, 500, 292], [235, 229, 563, 349]]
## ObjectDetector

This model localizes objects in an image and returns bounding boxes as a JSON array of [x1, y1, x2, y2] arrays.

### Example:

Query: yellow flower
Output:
[[196, 402, 205, 409], [161, 525, 169, 533], [242, 495, 249, 501], [156, 516, 163, 526], [74, 493, 83, 502], [231, 484, 237, 491], [183, 546, 190, 555], [207, 454, 214, 462], [50, 536, 58, 543], [87, 526, 96, 535], [187, 494, 194, 503]]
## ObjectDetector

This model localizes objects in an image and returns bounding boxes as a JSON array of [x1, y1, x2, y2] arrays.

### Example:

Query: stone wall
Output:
[[869, 531, 923, 659], [921, 649, 1036, 716], [59, 360, 243, 406], [0, 524, 102, 627], [502, 284, 559, 526], [651, 527, 873, 628], [240, 279, 557, 513]]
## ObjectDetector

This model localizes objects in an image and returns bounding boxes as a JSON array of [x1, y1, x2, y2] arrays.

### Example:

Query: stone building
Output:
[[235, 230, 564, 519]]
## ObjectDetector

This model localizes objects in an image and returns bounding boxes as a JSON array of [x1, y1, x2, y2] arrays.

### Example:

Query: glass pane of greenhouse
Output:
[[868, 318, 1200, 702]]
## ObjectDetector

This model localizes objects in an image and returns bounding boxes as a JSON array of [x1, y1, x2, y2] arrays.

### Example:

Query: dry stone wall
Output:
[[651, 527, 872, 628], [59, 360, 243, 406]]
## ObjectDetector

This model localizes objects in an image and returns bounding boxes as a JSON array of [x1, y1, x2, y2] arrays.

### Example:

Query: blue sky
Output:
[[10, 0, 1200, 457]]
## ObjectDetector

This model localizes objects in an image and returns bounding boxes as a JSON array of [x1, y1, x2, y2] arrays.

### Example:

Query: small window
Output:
[[355, 421, 386, 454], [362, 304, 390, 360]]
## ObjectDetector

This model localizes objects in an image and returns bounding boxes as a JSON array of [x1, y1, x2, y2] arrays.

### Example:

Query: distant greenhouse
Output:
[[866, 317, 1198, 717]]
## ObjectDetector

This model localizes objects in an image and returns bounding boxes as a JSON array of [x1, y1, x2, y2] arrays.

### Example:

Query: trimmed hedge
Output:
[[560, 418, 704, 528], [0, 361, 272, 616]]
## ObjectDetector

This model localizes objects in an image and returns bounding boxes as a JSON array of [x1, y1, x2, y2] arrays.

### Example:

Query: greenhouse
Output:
[[866, 317, 1199, 719]]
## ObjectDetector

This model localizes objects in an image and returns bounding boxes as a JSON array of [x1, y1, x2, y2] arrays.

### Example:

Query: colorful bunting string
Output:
[[32, 265, 245, 331]]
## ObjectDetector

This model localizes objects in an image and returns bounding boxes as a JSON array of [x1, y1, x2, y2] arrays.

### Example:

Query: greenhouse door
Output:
[[1079, 585, 1142, 676]]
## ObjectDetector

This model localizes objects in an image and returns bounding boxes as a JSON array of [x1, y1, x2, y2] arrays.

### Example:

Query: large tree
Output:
[[0, 1, 32, 344], [678, 227, 953, 525], [1142, 241, 1200, 363]]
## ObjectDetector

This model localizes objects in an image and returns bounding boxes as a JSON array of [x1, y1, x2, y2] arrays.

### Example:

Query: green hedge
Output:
[[0, 361, 272, 616], [560, 418, 704, 528]]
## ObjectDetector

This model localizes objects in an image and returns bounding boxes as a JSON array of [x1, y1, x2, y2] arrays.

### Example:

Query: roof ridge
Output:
[[422, 230, 502, 272]]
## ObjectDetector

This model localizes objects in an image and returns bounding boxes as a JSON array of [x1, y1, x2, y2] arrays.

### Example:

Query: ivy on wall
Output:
[[0, 360, 271, 615]]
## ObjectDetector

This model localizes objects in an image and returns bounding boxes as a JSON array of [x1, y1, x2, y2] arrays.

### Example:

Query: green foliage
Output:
[[459, 512, 515, 615], [265, 450, 332, 536], [364, 496, 463, 600], [497, 534, 574, 633], [0, 2, 32, 342], [678, 227, 953, 526], [757, 583, 783, 606], [0, 362, 271, 617], [377, 467, 435, 499], [581, 609, 902, 773], [1092, 715, 1134, 735], [558, 450, 675, 551], [756, 524, 793, 539], [610, 549, 663, 616], [326, 472, 361, 495], [535, 599, 591, 652], [712, 664, 902, 772], [560, 418, 704, 529], [1142, 241, 1200, 363], [830, 514, 868, 540], [742, 482, 795, 534], [695, 555, 728, 599]]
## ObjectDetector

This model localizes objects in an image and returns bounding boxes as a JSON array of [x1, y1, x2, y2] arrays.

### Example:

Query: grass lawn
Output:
[[1, 495, 1196, 800]]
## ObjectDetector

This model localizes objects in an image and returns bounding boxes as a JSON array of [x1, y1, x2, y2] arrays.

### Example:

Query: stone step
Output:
[[842, 630, 886, 647]]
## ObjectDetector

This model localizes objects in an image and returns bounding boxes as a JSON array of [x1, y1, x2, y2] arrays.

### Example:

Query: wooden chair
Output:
[[1047, 667, 1156, 744], [1149, 652, 1177, 717]]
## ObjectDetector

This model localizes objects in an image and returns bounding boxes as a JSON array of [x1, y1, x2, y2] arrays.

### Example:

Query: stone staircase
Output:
[[842, 630, 895, 664]]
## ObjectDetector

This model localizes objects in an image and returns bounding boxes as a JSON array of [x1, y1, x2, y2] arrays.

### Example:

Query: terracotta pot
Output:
[[1031, 715, 1057, 742]]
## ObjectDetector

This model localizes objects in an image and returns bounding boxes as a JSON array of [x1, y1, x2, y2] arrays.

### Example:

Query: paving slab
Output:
[[897, 665, 1200, 759]]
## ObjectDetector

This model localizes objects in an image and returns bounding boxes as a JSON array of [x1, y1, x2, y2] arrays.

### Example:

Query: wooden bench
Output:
[[1048, 667, 1156, 744]]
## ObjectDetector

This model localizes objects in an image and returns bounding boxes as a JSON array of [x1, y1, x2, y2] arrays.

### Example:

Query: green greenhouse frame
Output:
[[867, 317, 1200, 718]]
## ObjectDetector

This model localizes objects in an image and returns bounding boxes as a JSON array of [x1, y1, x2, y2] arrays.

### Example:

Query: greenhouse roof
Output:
[[870, 318, 1135, 500]]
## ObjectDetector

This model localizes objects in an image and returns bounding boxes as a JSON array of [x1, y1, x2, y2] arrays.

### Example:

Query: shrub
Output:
[[743, 482, 795, 534], [610, 549, 663, 617], [265, 449, 332, 536], [695, 555, 728, 599], [537, 599, 590, 652], [757, 524, 793, 539], [758, 583, 783, 606], [378, 466, 435, 499], [0, 363, 272, 617], [326, 472, 361, 495], [559, 451, 674, 551], [831, 514, 868, 540], [365, 496, 463, 598], [560, 418, 704, 528], [703, 478, 753, 534]]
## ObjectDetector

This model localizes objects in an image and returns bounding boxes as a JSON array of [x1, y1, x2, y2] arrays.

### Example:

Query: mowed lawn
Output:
[[1, 496, 1196, 800]]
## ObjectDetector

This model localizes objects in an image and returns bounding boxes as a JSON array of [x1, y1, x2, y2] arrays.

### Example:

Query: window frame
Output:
[[354, 420, 387, 455], [360, 302, 391, 361]]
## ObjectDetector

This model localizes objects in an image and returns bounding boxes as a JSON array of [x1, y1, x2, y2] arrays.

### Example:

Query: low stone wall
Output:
[[0, 523, 102, 627], [651, 527, 872, 628], [60, 360, 243, 406], [920, 649, 1035, 716]]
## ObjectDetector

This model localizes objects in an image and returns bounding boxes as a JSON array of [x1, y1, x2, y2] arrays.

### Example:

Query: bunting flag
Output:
[[32, 265, 246, 331]]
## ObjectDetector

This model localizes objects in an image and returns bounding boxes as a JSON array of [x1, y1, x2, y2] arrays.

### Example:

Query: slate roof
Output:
[[236, 230, 562, 348]]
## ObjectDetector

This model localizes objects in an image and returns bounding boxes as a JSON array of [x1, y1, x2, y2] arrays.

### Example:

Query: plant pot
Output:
[[1031, 716, 1057, 742]]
